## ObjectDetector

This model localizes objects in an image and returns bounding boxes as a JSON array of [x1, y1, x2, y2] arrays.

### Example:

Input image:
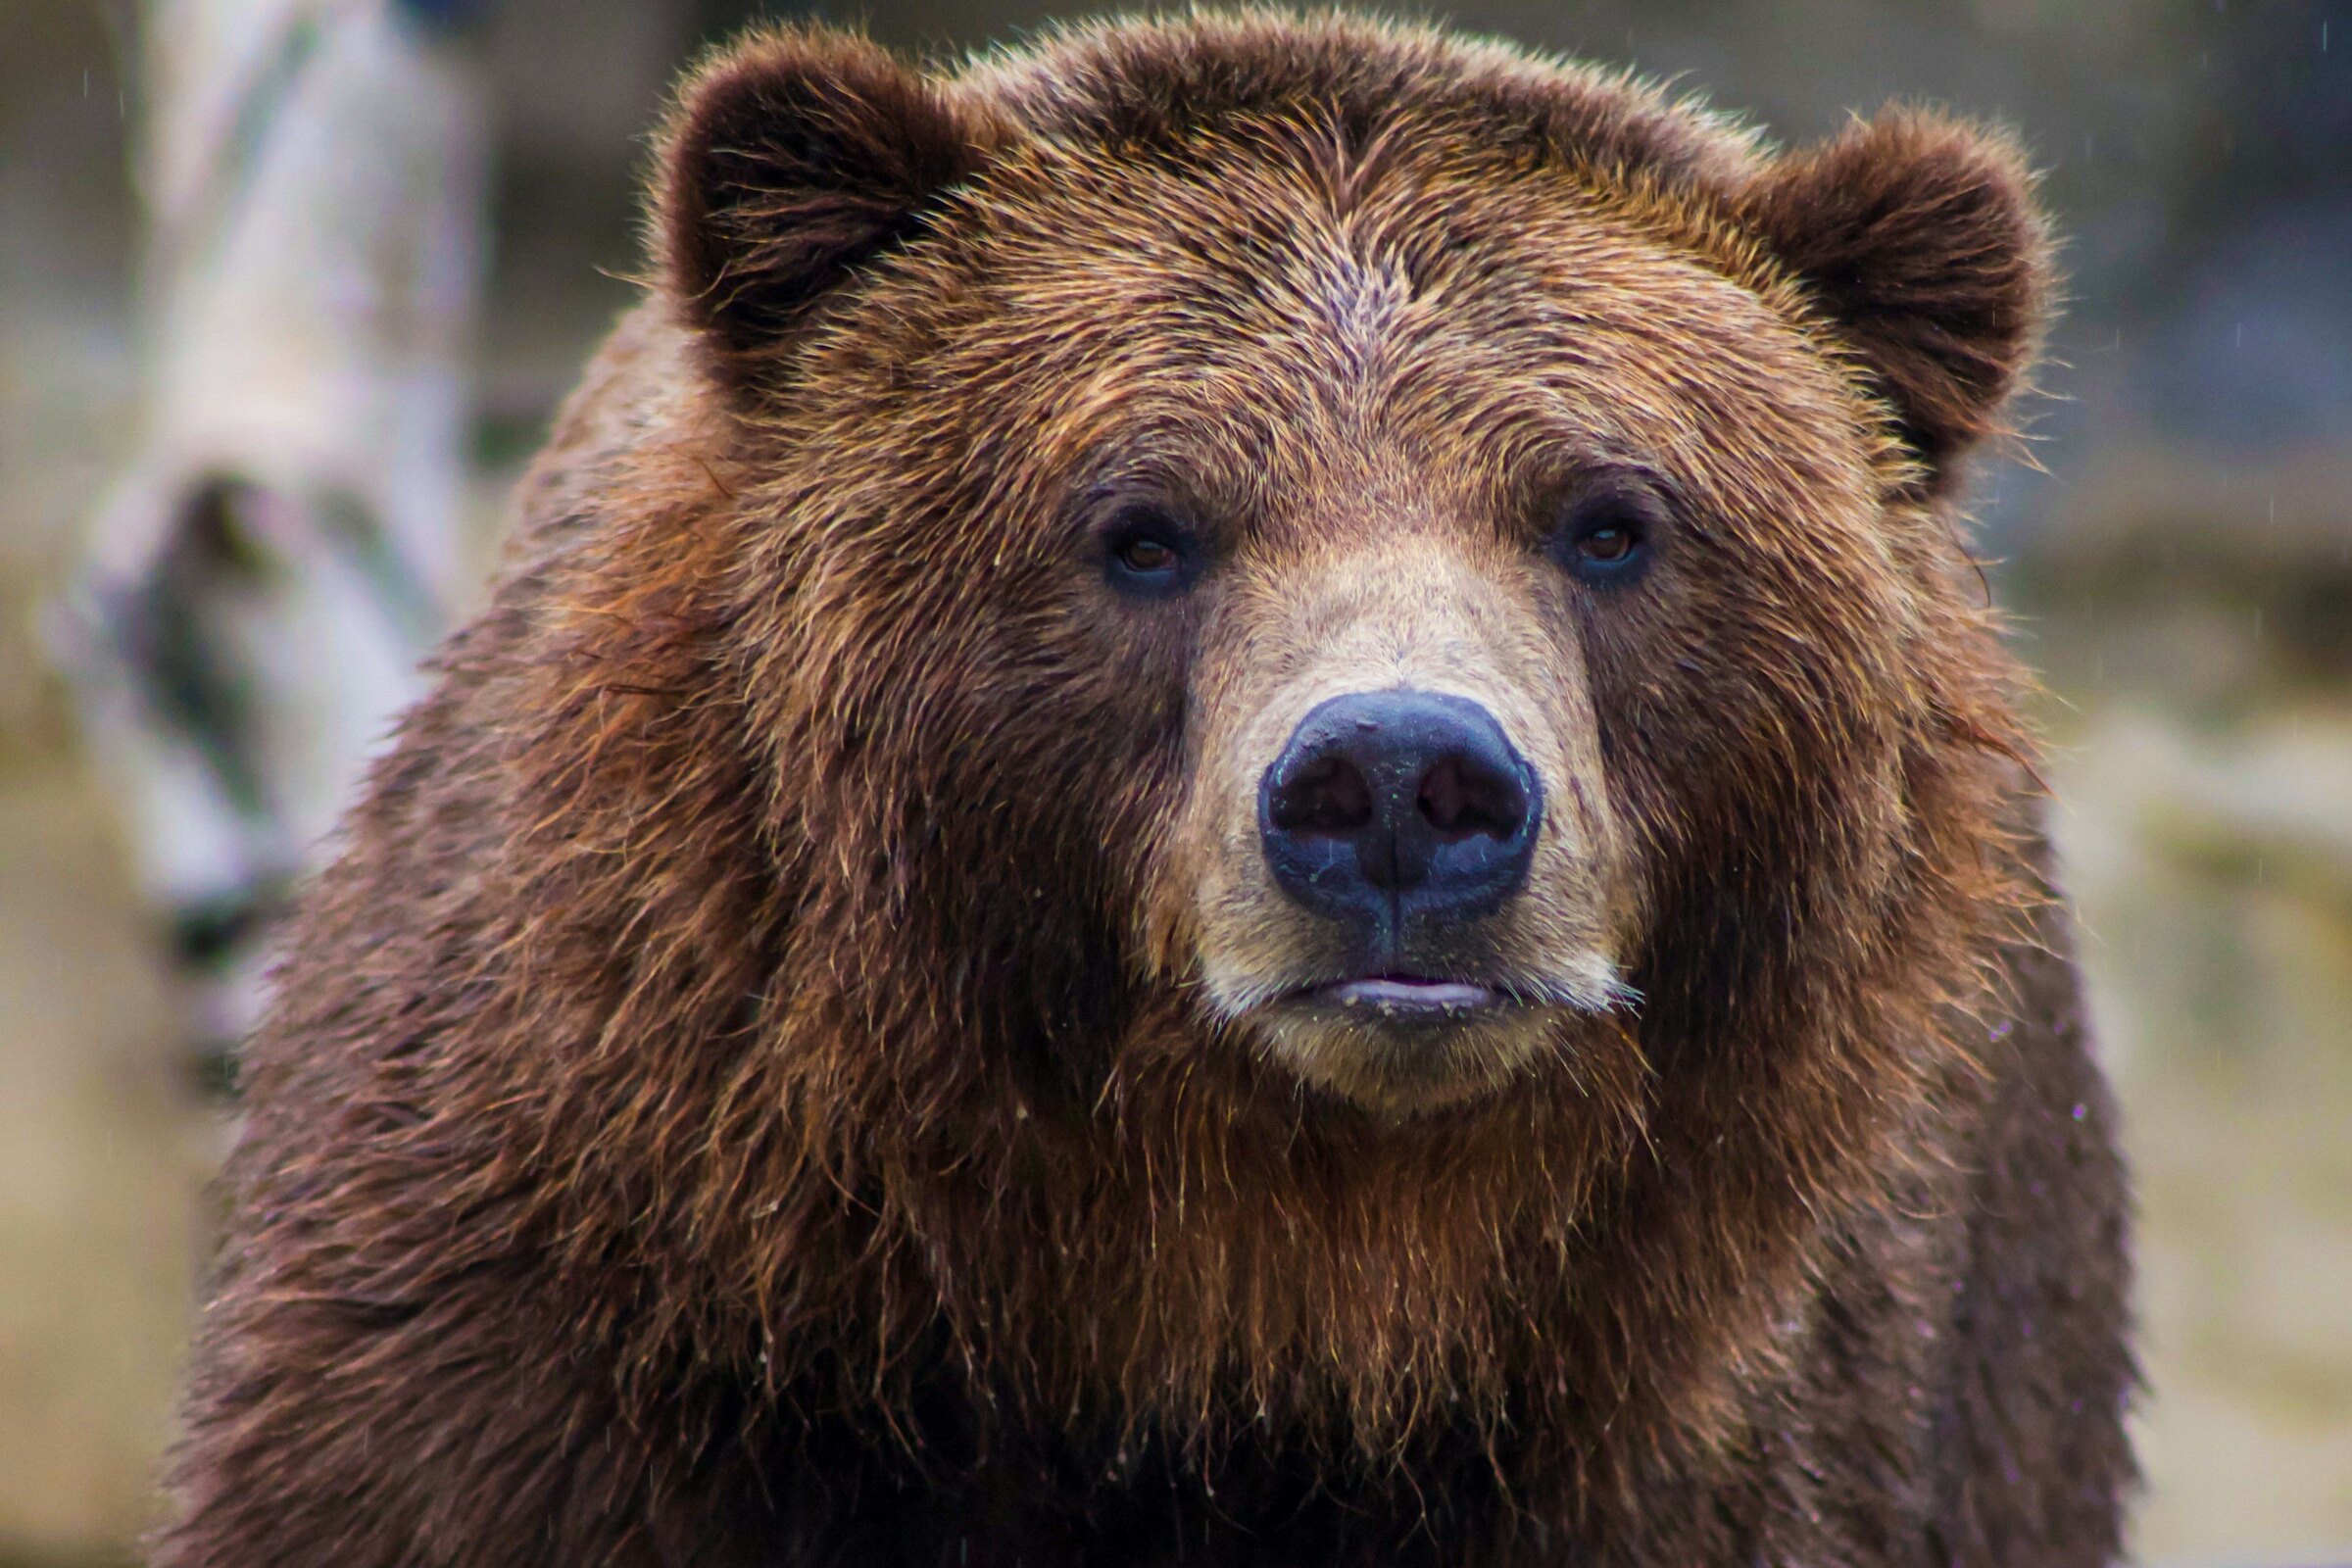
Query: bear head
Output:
[[655, 15, 2042, 1116]]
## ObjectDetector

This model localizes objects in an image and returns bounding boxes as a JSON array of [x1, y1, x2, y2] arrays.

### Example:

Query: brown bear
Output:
[[156, 13, 2134, 1565]]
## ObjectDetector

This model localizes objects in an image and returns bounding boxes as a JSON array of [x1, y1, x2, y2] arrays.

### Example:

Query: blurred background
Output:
[[1, 0, 2346, 1561]]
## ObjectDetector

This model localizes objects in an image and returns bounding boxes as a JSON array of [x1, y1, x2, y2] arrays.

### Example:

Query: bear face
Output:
[[665, 20, 2033, 1120]]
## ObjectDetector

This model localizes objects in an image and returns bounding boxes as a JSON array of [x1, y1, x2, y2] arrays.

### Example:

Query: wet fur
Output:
[[158, 13, 2132, 1566]]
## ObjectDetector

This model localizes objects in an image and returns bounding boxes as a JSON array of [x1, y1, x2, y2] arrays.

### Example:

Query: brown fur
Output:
[[157, 14, 2132, 1565]]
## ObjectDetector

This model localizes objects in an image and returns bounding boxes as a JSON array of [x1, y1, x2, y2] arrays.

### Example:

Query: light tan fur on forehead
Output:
[[1009, 10, 2033, 489], [895, 108, 1915, 530], [942, 15, 1924, 490]]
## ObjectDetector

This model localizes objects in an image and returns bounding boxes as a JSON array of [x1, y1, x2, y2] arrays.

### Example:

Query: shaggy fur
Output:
[[157, 13, 2132, 1566]]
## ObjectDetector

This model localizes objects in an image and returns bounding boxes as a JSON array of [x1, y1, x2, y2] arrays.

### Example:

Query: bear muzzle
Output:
[[1175, 542, 1635, 1107]]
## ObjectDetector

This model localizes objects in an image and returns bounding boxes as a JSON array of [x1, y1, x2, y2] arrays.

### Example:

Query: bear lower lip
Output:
[[1314, 977, 1505, 1014]]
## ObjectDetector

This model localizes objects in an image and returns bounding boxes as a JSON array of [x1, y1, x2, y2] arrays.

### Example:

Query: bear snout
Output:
[[1257, 689, 1542, 952]]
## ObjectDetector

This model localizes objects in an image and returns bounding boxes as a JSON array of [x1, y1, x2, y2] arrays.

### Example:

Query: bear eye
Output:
[[1118, 536, 1176, 573], [1102, 506, 1199, 597], [1576, 524, 1637, 564], [1550, 485, 1661, 585]]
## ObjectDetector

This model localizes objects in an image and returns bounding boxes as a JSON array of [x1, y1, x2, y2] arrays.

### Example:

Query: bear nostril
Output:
[[1416, 752, 1526, 842], [1270, 755, 1374, 837]]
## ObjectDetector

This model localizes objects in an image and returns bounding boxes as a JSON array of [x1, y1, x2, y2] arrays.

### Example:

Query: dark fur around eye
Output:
[[1548, 482, 1665, 586], [1101, 504, 1201, 597]]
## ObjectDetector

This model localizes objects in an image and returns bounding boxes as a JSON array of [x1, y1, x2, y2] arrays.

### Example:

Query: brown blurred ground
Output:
[[3, 0, 2346, 1561]]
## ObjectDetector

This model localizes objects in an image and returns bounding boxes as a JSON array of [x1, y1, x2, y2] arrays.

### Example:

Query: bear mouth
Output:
[[1300, 975, 1509, 1018]]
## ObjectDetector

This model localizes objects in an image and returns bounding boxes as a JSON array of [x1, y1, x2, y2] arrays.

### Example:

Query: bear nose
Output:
[[1258, 691, 1542, 939]]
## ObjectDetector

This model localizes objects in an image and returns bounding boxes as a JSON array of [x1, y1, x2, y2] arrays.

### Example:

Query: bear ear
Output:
[[658, 28, 1000, 393], [1740, 109, 2052, 483]]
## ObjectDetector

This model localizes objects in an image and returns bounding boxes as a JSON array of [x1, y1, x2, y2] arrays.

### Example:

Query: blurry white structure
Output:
[[53, 0, 488, 1058]]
